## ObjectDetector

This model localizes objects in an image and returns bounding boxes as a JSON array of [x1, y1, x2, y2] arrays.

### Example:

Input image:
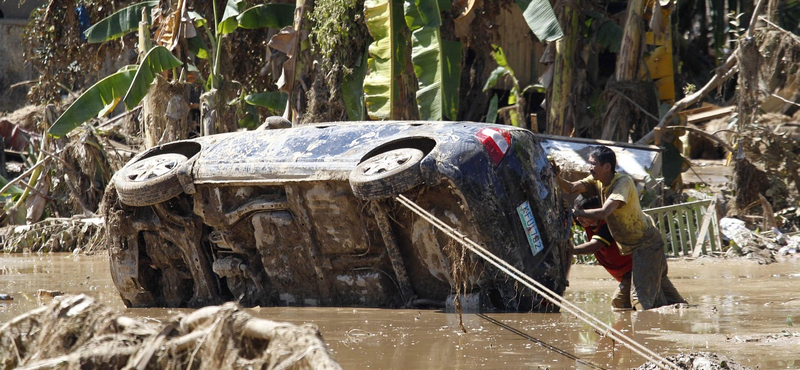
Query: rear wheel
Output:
[[349, 148, 424, 200]]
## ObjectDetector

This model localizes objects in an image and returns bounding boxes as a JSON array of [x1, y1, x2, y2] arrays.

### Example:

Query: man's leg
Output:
[[612, 272, 632, 310], [661, 269, 686, 304], [630, 234, 668, 310]]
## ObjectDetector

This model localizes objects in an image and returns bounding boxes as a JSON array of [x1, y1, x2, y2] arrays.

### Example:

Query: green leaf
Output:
[[343, 51, 368, 121], [515, 0, 563, 42], [595, 18, 623, 53], [486, 94, 498, 123], [0, 175, 23, 197], [404, 0, 439, 30], [237, 4, 295, 29], [490, 44, 509, 68], [187, 35, 209, 59], [123, 46, 183, 110], [483, 67, 507, 91], [49, 66, 138, 138], [405, 0, 461, 120], [219, 0, 245, 35], [84, 1, 158, 43], [441, 40, 462, 120], [188, 11, 207, 28], [364, 0, 404, 120], [244, 91, 288, 111]]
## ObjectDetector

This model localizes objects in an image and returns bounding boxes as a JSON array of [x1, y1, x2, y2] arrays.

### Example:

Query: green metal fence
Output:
[[644, 199, 722, 256]]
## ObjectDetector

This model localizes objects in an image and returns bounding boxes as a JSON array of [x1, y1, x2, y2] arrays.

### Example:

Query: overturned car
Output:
[[103, 120, 571, 311]]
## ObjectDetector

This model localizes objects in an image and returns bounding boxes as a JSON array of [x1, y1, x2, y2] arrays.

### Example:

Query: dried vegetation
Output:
[[0, 294, 341, 370]]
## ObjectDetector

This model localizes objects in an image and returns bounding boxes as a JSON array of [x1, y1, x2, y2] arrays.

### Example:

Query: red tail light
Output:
[[475, 128, 512, 166]]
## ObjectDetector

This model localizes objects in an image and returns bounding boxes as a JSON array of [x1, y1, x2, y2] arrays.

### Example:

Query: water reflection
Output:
[[0, 253, 798, 369]]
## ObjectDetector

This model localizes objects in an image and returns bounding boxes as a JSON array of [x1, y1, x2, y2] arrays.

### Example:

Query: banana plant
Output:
[[515, 0, 563, 43], [82, 0, 158, 43], [483, 45, 545, 127], [404, 0, 462, 121], [49, 0, 293, 139], [363, 0, 407, 120], [48, 49, 181, 138]]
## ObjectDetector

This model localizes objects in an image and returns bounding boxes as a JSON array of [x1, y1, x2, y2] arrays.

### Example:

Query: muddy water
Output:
[[2, 253, 799, 369]]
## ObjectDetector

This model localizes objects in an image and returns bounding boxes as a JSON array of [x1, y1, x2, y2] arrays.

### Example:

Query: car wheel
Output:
[[350, 148, 424, 200], [114, 153, 187, 206]]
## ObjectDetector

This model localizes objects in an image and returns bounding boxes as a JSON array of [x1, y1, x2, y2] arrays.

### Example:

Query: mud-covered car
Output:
[[103, 120, 571, 311]]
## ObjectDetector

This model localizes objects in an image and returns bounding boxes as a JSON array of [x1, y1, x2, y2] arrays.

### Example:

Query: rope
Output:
[[395, 194, 680, 370], [477, 313, 609, 370]]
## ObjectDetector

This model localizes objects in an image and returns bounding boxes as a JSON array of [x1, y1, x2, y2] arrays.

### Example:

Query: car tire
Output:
[[114, 153, 187, 206], [350, 148, 424, 200]]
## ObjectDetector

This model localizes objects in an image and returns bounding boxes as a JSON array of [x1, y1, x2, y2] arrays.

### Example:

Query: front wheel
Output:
[[349, 148, 424, 200], [114, 153, 187, 206]]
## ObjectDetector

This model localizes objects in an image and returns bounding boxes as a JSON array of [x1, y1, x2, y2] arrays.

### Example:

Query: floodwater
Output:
[[1, 253, 799, 369]]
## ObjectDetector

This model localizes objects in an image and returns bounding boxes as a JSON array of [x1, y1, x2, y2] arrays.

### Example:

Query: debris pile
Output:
[[0, 294, 342, 370], [719, 217, 800, 263], [0, 217, 103, 253], [635, 352, 753, 370]]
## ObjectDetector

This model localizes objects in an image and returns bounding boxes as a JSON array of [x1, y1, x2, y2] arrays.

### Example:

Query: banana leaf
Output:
[[48, 65, 138, 138], [123, 46, 184, 110], [0, 175, 23, 197], [515, 0, 563, 43], [486, 94, 498, 123], [585, 11, 622, 53], [188, 11, 207, 28], [363, 0, 405, 120], [245, 92, 288, 111], [405, 0, 462, 121], [187, 35, 209, 59], [83, 0, 158, 43], [237, 4, 295, 29], [483, 46, 512, 91], [482, 66, 508, 91], [219, 0, 245, 35], [342, 51, 368, 121]]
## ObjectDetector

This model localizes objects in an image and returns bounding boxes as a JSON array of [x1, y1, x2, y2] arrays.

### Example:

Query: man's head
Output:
[[588, 146, 616, 182], [574, 194, 601, 228]]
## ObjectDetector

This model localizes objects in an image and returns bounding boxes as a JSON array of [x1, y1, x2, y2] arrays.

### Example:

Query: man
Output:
[[555, 145, 685, 310], [572, 195, 633, 310]]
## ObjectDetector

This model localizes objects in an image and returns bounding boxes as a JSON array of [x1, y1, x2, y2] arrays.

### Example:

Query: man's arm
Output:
[[556, 176, 588, 194], [572, 238, 606, 255], [574, 198, 624, 220]]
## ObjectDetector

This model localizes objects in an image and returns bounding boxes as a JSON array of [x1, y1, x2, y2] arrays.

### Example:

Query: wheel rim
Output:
[[361, 150, 416, 177], [125, 154, 185, 182]]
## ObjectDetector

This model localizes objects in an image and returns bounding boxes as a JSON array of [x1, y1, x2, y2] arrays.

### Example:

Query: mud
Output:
[[1, 254, 798, 369]]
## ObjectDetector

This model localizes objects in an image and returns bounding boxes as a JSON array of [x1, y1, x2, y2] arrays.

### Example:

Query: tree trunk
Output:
[[547, 0, 579, 136], [732, 25, 762, 215], [200, 80, 239, 136], [600, 0, 646, 142], [143, 77, 190, 149]]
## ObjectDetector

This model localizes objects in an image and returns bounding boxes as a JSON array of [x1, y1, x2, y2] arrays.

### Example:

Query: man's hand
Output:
[[548, 156, 561, 177]]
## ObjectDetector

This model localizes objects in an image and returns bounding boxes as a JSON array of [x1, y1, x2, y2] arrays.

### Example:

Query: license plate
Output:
[[517, 201, 544, 256]]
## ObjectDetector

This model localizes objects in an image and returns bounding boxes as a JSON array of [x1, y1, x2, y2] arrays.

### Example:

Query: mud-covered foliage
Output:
[[731, 28, 800, 217], [22, 0, 137, 104], [0, 217, 104, 253], [305, 0, 370, 123], [52, 127, 127, 216]]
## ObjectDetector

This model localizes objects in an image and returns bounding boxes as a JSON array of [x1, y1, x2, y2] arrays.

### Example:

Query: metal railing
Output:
[[644, 199, 722, 256]]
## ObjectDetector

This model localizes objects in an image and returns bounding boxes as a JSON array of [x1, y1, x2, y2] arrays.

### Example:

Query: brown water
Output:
[[2, 253, 799, 369]]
